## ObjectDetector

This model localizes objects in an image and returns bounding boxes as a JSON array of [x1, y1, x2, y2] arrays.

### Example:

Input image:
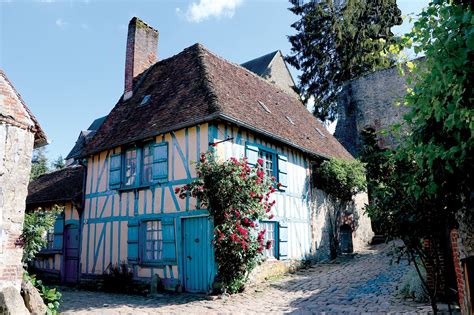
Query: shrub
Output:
[[176, 151, 277, 293], [24, 272, 62, 315]]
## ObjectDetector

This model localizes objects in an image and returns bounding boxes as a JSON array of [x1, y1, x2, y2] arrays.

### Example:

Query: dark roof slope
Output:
[[66, 116, 107, 160], [83, 44, 352, 160], [26, 165, 84, 206], [241, 51, 278, 76]]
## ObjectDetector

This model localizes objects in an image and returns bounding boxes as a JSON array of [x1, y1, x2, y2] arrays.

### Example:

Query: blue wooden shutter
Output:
[[109, 153, 122, 189], [277, 154, 288, 191], [53, 214, 64, 251], [127, 219, 139, 264], [162, 218, 176, 262], [278, 222, 288, 259], [245, 144, 259, 167], [152, 143, 168, 183]]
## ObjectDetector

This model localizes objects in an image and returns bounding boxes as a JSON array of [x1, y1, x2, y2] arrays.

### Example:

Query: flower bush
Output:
[[175, 150, 278, 293]]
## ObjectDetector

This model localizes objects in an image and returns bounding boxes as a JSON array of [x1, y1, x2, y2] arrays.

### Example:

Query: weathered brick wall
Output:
[[334, 65, 410, 156], [0, 123, 35, 291], [311, 189, 374, 261]]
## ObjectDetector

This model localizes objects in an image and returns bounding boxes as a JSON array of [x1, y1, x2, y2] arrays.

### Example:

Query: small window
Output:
[[144, 220, 163, 262], [258, 150, 275, 178], [140, 95, 151, 106], [46, 227, 54, 250], [141, 144, 153, 185], [285, 116, 295, 125], [124, 149, 138, 186], [261, 221, 277, 258], [258, 101, 272, 113]]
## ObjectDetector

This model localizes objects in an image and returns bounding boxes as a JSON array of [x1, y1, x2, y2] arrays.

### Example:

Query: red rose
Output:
[[257, 158, 263, 166], [174, 187, 180, 194], [211, 143, 217, 147], [234, 210, 241, 218], [266, 240, 272, 249], [268, 214, 274, 220], [277, 182, 282, 188], [257, 246, 263, 253], [200, 153, 206, 162], [257, 170, 265, 179], [243, 217, 250, 225], [249, 221, 255, 228], [271, 176, 276, 181]]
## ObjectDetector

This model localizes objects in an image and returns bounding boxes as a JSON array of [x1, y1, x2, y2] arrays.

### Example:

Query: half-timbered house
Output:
[[66, 17, 373, 293]]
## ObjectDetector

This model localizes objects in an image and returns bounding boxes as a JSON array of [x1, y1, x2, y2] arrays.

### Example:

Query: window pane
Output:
[[144, 220, 163, 262], [261, 221, 276, 258], [124, 149, 137, 186], [142, 145, 153, 184], [258, 151, 275, 177]]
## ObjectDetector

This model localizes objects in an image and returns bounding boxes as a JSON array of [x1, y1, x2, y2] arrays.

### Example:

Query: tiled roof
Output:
[[66, 116, 107, 160], [26, 165, 84, 206], [0, 70, 47, 147], [241, 51, 279, 76], [83, 44, 353, 160]]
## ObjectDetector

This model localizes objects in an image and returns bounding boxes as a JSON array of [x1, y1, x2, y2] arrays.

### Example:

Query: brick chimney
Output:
[[124, 17, 158, 101]]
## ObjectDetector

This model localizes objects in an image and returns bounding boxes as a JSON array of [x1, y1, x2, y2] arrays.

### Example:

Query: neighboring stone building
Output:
[[334, 64, 410, 157], [0, 70, 47, 313], [241, 50, 298, 98]]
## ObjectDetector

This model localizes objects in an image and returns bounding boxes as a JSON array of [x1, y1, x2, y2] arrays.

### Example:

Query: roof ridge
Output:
[[197, 45, 299, 101], [192, 44, 222, 114], [33, 165, 82, 180]]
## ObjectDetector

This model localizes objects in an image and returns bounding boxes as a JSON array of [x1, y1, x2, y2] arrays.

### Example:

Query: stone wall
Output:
[[0, 123, 35, 291], [311, 189, 374, 261], [334, 65, 410, 157]]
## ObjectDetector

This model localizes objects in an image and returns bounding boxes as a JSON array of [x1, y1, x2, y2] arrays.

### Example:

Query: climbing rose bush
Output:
[[175, 150, 278, 293]]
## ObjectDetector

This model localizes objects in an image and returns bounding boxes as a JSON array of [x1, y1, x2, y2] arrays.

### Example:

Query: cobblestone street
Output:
[[60, 243, 432, 314]]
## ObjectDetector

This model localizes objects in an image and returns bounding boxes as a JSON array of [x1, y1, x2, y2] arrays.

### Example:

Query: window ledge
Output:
[[37, 250, 62, 255], [117, 184, 152, 192], [140, 260, 177, 267]]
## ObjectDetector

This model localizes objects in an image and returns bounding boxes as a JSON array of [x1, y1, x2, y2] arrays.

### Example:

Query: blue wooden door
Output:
[[182, 216, 214, 293]]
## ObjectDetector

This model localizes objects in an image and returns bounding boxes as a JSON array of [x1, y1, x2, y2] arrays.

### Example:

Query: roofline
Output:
[[275, 50, 298, 89], [217, 113, 333, 161], [79, 110, 349, 161], [79, 112, 221, 158], [26, 197, 79, 207]]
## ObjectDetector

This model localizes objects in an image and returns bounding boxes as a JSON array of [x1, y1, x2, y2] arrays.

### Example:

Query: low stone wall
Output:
[[248, 258, 301, 285]]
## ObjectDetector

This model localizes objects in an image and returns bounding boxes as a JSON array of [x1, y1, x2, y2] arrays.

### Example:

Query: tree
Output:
[[286, 0, 402, 122], [30, 148, 49, 181], [364, 1, 473, 312], [315, 158, 366, 258], [51, 155, 65, 170]]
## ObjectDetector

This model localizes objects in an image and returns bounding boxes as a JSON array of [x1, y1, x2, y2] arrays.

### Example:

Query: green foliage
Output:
[[286, 0, 402, 122], [21, 206, 62, 265], [51, 155, 65, 170], [363, 1, 472, 311], [317, 158, 367, 204], [176, 151, 277, 293], [30, 148, 50, 181], [315, 158, 366, 258], [24, 272, 62, 315]]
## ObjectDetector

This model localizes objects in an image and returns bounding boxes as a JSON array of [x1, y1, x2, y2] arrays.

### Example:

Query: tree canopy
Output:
[[286, 0, 402, 122]]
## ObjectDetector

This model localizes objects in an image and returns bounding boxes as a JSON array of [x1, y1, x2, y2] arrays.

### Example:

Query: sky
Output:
[[0, 0, 429, 162]]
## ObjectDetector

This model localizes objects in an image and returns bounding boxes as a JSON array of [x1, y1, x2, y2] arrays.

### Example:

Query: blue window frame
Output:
[[123, 148, 138, 186], [245, 143, 288, 190], [136, 217, 177, 266], [109, 142, 169, 190], [258, 149, 276, 178], [260, 221, 278, 258]]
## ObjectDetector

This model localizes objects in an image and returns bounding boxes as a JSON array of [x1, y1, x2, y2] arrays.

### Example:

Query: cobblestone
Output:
[[60, 243, 432, 314]]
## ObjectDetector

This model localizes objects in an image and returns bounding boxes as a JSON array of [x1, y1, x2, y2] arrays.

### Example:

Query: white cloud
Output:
[[178, 0, 243, 23], [55, 18, 67, 28]]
